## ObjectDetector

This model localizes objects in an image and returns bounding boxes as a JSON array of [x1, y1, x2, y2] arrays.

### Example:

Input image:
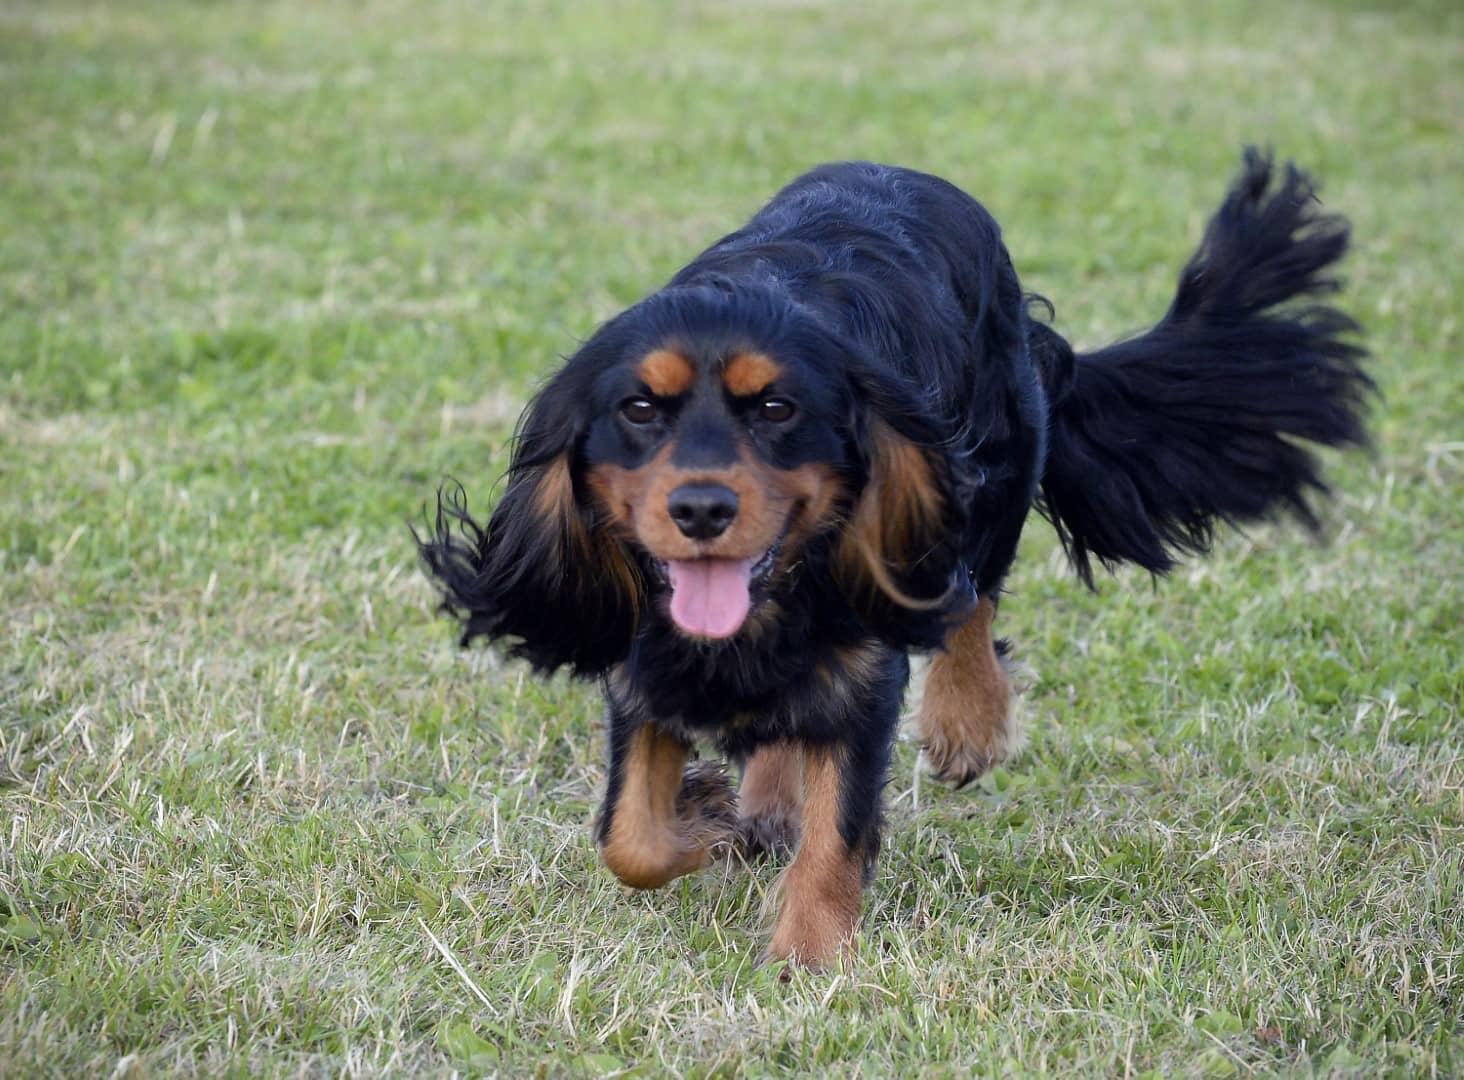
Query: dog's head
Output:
[[419, 285, 972, 674]]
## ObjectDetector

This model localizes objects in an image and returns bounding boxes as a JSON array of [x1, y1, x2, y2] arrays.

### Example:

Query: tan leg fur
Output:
[[599, 726, 736, 889], [916, 597, 1022, 786], [738, 742, 804, 857], [764, 746, 864, 969]]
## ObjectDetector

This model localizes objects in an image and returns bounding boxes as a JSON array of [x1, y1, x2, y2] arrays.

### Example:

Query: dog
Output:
[[418, 149, 1371, 968]]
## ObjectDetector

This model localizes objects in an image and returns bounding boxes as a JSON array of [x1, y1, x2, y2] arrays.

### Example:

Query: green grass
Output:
[[2, 0, 1461, 1074]]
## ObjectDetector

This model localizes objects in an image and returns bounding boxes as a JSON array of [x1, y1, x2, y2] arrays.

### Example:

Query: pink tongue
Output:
[[666, 557, 756, 639]]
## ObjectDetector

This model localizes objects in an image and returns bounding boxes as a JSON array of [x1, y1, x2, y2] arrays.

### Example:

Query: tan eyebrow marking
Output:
[[636, 349, 695, 397], [722, 352, 782, 397]]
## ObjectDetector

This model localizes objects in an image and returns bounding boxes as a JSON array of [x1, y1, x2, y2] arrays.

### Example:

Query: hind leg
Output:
[[916, 596, 1021, 786]]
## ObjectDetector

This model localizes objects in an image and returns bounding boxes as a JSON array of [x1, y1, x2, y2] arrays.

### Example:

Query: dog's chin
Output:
[[652, 545, 779, 641]]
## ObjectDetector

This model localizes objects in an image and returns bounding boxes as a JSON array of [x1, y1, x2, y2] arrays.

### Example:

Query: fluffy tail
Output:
[[1033, 148, 1374, 584]]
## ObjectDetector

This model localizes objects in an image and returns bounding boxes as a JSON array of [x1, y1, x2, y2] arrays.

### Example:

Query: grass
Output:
[[1, 0, 1460, 1074]]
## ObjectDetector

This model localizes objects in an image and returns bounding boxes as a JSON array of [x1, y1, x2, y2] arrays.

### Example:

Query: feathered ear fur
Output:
[[416, 374, 642, 676], [832, 360, 974, 648]]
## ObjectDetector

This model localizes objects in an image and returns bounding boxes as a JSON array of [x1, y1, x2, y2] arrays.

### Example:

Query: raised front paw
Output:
[[598, 741, 739, 890]]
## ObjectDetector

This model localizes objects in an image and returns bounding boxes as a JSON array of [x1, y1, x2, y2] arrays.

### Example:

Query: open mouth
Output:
[[657, 544, 779, 640]]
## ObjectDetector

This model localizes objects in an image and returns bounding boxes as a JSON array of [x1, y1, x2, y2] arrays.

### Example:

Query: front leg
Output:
[[596, 711, 736, 890], [738, 742, 804, 857], [763, 738, 888, 969], [761, 645, 904, 969]]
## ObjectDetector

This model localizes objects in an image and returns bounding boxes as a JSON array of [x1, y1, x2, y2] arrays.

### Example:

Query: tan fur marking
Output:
[[873, 431, 944, 539], [637, 349, 695, 398], [779, 462, 843, 557], [917, 597, 1019, 785], [599, 726, 707, 890], [587, 447, 840, 572], [835, 420, 951, 611], [532, 454, 577, 521], [764, 745, 864, 969], [536, 453, 642, 619], [722, 352, 782, 397], [740, 743, 804, 830]]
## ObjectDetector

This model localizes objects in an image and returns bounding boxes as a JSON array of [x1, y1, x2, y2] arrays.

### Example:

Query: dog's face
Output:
[[581, 344, 849, 640], [420, 287, 973, 673]]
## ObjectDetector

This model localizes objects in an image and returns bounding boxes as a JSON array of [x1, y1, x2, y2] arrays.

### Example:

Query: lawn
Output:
[[1, 0, 1460, 1075]]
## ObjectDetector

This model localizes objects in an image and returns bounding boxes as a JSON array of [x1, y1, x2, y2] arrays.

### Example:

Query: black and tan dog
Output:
[[419, 149, 1371, 968]]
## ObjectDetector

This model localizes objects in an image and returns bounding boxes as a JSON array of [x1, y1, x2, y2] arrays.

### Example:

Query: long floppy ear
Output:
[[832, 361, 974, 648], [416, 372, 642, 676]]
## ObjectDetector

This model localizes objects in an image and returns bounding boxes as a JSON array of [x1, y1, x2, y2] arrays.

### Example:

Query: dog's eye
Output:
[[759, 398, 796, 424], [622, 398, 659, 425]]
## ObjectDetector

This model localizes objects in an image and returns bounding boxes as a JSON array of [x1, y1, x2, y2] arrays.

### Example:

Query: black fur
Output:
[[416, 149, 1370, 958], [416, 372, 642, 676], [1036, 148, 1373, 583]]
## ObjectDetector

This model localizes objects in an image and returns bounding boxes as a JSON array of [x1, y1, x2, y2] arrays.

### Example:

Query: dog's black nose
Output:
[[667, 483, 739, 540]]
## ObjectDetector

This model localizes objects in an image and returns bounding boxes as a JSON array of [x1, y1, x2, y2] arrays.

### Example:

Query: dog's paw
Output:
[[738, 809, 801, 860], [920, 737, 999, 789], [918, 693, 1023, 789], [677, 760, 740, 856], [761, 905, 857, 974]]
